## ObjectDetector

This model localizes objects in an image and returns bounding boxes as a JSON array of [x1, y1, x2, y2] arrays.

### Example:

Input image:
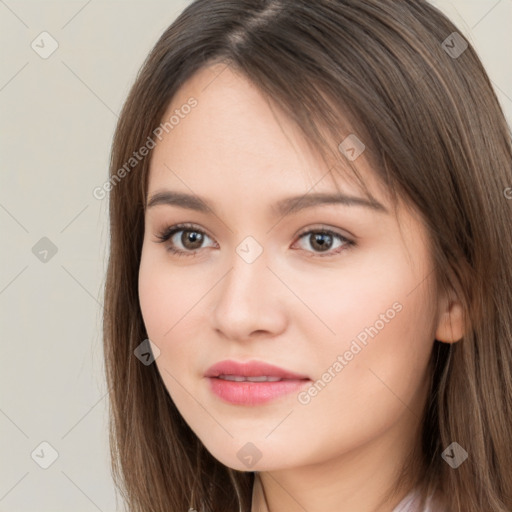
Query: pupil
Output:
[[183, 231, 203, 249], [312, 233, 332, 251]]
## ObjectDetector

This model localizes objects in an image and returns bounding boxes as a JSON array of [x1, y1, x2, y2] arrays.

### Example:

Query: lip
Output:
[[205, 360, 309, 379], [204, 359, 311, 405]]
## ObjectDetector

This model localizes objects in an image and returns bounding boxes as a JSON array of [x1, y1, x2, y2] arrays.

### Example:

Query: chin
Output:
[[200, 438, 293, 473]]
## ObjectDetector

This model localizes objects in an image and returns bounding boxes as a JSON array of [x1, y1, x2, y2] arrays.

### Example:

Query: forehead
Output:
[[148, 64, 390, 211]]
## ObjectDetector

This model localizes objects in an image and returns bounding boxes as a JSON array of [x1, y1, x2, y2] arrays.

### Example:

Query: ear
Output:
[[434, 289, 465, 344]]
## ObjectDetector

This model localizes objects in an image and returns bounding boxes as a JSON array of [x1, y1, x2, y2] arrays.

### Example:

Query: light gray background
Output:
[[1, 1, 511, 511]]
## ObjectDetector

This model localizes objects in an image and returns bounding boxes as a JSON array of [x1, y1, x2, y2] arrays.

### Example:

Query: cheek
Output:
[[293, 244, 436, 405], [138, 247, 201, 342], [138, 255, 199, 399], [138, 248, 217, 399], [288, 245, 431, 347], [138, 255, 168, 341], [282, 279, 434, 468]]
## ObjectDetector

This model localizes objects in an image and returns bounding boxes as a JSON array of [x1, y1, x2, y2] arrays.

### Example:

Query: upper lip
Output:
[[205, 360, 309, 380]]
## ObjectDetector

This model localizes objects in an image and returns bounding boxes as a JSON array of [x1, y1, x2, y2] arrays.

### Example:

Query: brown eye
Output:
[[155, 223, 215, 257], [308, 232, 334, 252], [178, 230, 204, 250], [294, 229, 354, 257]]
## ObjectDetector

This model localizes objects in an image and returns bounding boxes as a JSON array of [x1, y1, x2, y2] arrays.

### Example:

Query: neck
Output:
[[252, 408, 424, 512]]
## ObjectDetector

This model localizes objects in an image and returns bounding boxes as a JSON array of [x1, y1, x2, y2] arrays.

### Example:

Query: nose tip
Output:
[[209, 248, 287, 341]]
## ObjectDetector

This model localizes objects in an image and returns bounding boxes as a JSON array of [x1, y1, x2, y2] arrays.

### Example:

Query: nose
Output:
[[210, 246, 288, 342]]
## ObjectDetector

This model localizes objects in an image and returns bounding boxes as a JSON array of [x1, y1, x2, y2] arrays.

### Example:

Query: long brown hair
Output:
[[103, 1, 512, 510]]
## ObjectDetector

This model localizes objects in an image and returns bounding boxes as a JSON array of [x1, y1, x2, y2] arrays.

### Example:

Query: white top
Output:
[[251, 475, 441, 512], [391, 489, 435, 512]]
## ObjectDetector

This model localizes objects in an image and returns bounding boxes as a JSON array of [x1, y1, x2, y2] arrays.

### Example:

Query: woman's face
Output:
[[138, 64, 445, 472]]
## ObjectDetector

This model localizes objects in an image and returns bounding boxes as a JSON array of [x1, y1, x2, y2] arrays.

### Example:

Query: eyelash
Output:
[[154, 222, 355, 258]]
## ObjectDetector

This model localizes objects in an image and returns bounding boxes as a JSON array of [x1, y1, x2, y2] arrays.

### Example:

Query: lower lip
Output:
[[207, 377, 310, 405]]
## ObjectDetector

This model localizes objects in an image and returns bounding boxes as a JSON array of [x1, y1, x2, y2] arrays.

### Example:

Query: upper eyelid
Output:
[[155, 223, 215, 242]]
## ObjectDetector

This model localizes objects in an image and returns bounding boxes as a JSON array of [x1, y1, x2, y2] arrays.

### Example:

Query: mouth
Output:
[[217, 375, 289, 382], [204, 360, 311, 405]]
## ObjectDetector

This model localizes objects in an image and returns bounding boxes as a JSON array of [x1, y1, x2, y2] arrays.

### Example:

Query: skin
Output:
[[138, 64, 464, 512]]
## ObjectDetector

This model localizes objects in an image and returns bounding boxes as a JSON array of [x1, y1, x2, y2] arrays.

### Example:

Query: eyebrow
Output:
[[146, 190, 388, 216]]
